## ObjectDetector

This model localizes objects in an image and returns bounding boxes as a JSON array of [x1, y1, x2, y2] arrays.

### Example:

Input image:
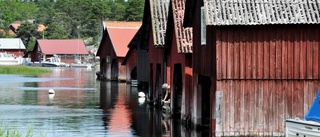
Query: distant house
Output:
[[30, 39, 88, 63], [97, 24, 140, 81], [0, 38, 26, 57], [0, 29, 7, 36], [103, 21, 143, 82], [9, 21, 46, 35]]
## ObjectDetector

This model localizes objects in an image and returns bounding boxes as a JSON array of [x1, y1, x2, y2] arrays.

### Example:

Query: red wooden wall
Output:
[[217, 80, 320, 136], [212, 25, 320, 136], [167, 30, 193, 118], [124, 49, 137, 82], [215, 25, 320, 80], [148, 27, 164, 102], [2, 49, 24, 57]]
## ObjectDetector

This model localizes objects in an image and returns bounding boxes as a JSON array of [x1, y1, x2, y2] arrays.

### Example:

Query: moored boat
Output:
[[41, 57, 66, 67], [29, 55, 66, 67], [70, 61, 92, 68], [286, 90, 320, 137], [0, 52, 23, 65]]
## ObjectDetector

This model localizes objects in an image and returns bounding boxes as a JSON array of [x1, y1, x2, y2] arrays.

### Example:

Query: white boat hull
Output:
[[70, 63, 92, 68], [0, 52, 23, 65], [0, 60, 21, 65], [286, 119, 320, 137]]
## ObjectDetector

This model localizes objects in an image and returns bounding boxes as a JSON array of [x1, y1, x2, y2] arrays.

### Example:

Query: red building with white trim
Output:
[[30, 39, 88, 63], [97, 24, 140, 81]]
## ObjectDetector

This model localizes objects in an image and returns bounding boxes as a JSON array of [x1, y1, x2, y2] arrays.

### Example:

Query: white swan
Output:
[[48, 94, 55, 100], [138, 92, 145, 97], [48, 89, 55, 94], [138, 97, 145, 105]]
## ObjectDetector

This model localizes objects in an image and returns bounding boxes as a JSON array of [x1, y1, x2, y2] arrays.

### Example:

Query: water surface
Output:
[[0, 67, 203, 137]]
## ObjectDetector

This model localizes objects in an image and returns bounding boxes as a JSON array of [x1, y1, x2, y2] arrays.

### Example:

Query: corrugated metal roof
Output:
[[150, 0, 170, 46], [172, 0, 193, 53], [37, 39, 88, 55], [204, 0, 320, 26], [107, 27, 139, 57], [0, 38, 26, 50]]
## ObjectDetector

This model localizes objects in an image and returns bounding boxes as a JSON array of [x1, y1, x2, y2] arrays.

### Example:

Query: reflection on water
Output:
[[0, 67, 203, 137]]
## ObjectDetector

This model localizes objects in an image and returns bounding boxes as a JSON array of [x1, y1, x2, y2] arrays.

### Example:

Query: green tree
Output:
[[0, 0, 38, 35], [126, 0, 144, 21], [0, 0, 144, 44], [44, 12, 70, 39], [109, 0, 127, 21], [44, 22, 69, 39], [15, 21, 41, 52], [35, 0, 55, 26]]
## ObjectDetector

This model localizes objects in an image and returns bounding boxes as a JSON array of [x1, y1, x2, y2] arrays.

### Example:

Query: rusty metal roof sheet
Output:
[[149, 0, 170, 47], [172, 0, 193, 53], [204, 0, 320, 26]]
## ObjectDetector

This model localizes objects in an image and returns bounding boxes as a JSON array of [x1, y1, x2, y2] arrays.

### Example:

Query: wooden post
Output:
[[216, 91, 223, 137]]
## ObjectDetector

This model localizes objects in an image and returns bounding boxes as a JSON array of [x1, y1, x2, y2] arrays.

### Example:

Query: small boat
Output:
[[41, 57, 66, 67], [0, 52, 23, 65], [70, 61, 92, 68], [286, 90, 320, 137]]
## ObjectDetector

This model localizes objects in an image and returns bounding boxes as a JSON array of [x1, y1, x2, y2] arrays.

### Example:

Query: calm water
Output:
[[0, 67, 202, 137]]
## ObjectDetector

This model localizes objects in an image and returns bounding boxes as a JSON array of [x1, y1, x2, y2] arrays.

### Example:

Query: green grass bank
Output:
[[0, 126, 46, 137], [0, 66, 51, 75]]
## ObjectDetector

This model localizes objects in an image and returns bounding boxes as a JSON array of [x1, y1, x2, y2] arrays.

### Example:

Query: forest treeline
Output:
[[0, 0, 144, 52]]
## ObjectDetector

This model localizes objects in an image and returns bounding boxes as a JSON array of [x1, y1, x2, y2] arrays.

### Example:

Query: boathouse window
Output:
[[201, 6, 206, 45]]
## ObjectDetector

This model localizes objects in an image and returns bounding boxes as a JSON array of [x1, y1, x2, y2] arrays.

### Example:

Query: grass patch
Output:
[[0, 66, 51, 75], [0, 126, 46, 137]]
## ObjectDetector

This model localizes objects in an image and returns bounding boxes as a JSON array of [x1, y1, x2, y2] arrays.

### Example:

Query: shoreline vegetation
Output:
[[0, 126, 46, 137], [0, 66, 51, 75]]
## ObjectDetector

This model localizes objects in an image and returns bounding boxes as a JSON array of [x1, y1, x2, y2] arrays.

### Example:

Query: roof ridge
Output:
[[107, 27, 140, 29]]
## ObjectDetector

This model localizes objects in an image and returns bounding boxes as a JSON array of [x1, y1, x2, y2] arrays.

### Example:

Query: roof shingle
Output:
[[172, 0, 193, 53], [204, 0, 320, 26], [150, 0, 170, 46]]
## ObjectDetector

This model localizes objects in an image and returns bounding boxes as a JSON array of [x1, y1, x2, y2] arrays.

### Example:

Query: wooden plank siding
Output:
[[216, 25, 320, 80], [216, 80, 320, 136], [210, 25, 320, 136]]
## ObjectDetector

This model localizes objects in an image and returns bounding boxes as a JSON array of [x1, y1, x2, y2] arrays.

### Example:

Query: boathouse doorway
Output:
[[111, 59, 118, 81], [172, 64, 182, 118], [98, 59, 107, 80], [155, 64, 162, 106], [149, 64, 154, 102], [198, 75, 211, 127], [131, 67, 137, 80]]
